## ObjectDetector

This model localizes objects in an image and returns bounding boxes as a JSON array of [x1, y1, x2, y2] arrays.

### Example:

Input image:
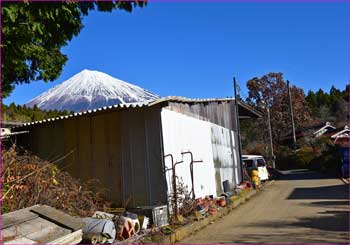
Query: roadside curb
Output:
[[340, 177, 349, 185], [263, 179, 275, 187], [150, 181, 275, 244]]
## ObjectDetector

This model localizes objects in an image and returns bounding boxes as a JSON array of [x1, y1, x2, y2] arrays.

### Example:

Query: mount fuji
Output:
[[26, 69, 160, 112]]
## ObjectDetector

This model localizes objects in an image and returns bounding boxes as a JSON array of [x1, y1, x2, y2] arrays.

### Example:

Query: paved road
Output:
[[180, 169, 349, 244]]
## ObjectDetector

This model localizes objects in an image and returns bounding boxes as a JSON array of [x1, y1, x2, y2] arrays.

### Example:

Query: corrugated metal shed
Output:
[[16, 103, 166, 207], [13, 97, 260, 207]]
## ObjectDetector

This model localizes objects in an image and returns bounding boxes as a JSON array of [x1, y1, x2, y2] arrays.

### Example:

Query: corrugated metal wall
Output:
[[15, 100, 244, 207], [166, 101, 242, 184], [211, 125, 237, 194], [15, 106, 167, 207], [119, 106, 167, 207], [161, 109, 218, 198], [166, 101, 237, 131], [161, 100, 242, 198]]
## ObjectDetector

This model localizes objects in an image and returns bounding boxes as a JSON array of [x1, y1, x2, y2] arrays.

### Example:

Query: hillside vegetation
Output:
[[2, 103, 72, 123], [306, 86, 349, 127], [240, 73, 348, 172]]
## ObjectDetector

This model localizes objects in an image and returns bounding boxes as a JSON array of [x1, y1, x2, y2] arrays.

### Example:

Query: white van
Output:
[[242, 155, 269, 181]]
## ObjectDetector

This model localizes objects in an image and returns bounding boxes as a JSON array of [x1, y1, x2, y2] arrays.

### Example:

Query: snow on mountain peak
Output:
[[26, 69, 160, 112]]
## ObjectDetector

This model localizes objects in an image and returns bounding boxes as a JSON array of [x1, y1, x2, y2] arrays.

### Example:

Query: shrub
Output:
[[309, 145, 341, 175], [276, 146, 318, 170], [1, 145, 111, 216], [294, 147, 316, 168]]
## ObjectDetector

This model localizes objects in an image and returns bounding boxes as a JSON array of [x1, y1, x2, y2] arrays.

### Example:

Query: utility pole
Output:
[[233, 77, 244, 181], [287, 80, 297, 149], [266, 105, 275, 169]]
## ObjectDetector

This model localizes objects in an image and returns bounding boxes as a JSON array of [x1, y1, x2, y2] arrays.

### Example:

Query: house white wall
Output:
[[161, 108, 240, 200], [211, 126, 240, 190]]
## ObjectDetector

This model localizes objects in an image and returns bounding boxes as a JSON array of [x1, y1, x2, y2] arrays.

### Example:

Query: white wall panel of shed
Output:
[[161, 108, 242, 199], [161, 108, 218, 198], [211, 125, 236, 194], [164, 101, 243, 189]]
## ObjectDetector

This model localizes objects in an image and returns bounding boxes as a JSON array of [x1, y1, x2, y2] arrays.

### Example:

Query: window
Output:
[[257, 158, 266, 167], [244, 160, 254, 168]]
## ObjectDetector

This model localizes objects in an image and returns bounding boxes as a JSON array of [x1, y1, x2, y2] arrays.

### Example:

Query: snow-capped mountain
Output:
[[26, 69, 160, 112]]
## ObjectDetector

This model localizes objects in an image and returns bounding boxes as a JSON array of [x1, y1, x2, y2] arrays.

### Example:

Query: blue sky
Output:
[[4, 2, 349, 105]]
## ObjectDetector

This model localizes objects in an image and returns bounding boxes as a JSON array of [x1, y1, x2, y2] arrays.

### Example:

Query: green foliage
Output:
[[1, 1, 146, 98], [2, 103, 72, 122], [305, 85, 349, 125], [311, 136, 333, 152], [276, 146, 315, 170], [306, 90, 318, 114], [293, 147, 315, 168], [275, 136, 342, 176], [309, 145, 341, 175]]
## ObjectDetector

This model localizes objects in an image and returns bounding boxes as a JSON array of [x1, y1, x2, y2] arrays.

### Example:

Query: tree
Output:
[[306, 90, 318, 114], [1, 1, 146, 97], [344, 85, 350, 102], [318, 105, 333, 122], [245, 72, 312, 147], [315, 89, 329, 108], [305, 85, 348, 125], [1, 102, 71, 122], [333, 99, 348, 125]]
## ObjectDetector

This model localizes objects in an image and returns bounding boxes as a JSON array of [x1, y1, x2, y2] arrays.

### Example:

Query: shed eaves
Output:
[[19, 101, 150, 127]]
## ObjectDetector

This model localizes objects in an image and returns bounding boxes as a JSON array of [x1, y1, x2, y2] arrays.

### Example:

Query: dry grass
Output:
[[1, 145, 111, 217]]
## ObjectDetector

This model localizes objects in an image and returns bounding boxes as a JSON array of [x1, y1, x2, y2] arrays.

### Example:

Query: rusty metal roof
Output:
[[17, 96, 261, 128]]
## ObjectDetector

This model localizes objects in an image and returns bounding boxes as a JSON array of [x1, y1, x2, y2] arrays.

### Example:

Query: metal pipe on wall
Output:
[[164, 154, 184, 215], [181, 151, 203, 200]]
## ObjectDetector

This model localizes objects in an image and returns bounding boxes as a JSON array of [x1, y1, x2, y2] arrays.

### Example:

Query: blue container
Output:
[[340, 147, 350, 178]]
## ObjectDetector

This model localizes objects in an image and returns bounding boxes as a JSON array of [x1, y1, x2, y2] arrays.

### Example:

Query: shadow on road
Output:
[[288, 184, 349, 200], [226, 230, 349, 244], [306, 200, 349, 207], [293, 210, 349, 232], [279, 169, 337, 180], [243, 210, 349, 232]]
